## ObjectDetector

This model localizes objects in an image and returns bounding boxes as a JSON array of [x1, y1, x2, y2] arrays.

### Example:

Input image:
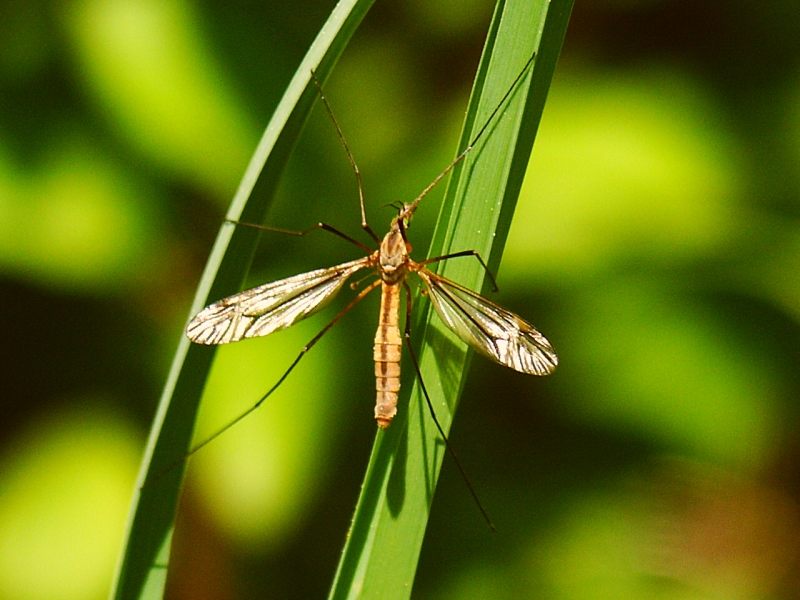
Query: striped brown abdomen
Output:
[[373, 282, 402, 428]]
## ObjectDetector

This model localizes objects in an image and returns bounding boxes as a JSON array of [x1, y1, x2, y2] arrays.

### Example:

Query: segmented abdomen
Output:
[[373, 282, 402, 428]]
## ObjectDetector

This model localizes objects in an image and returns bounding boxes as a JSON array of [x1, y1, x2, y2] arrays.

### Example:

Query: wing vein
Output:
[[186, 256, 373, 345], [417, 269, 557, 375]]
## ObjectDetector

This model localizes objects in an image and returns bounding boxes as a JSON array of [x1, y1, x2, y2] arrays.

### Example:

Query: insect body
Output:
[[186, 54, 557, 430], [186, 198, 558, 428]]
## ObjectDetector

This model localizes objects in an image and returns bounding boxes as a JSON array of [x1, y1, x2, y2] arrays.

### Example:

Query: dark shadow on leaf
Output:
[[386, 409, 408, 515]]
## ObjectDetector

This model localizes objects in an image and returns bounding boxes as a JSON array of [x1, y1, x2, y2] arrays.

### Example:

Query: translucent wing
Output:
[[417, 269, 557, 375], [187, 256, 372, 345]]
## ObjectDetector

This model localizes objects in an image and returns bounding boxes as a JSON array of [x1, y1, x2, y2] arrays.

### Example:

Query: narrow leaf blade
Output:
[[110, 2, 377, 598], [329, 0, 574, 597]]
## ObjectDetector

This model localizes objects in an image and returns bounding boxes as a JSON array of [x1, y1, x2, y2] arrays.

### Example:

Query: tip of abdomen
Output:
[[374, 395, 397, 429]]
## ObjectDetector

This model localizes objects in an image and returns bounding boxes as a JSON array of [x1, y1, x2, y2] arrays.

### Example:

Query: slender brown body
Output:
[[373, 282, 403, 427], [372, 214, 413, 428]]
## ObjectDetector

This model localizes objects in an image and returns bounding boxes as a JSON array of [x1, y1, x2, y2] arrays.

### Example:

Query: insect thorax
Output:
[[378, 227, 410, 284]]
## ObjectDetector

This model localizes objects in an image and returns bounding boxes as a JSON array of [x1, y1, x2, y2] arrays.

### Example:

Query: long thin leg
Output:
[[225, 218, 374, 254], [418, 249, 499, 292], [310, 71, 381, 244], [403, 53, 536, 216], [188, 278, 382, 457], [402, 283, 496, 531]]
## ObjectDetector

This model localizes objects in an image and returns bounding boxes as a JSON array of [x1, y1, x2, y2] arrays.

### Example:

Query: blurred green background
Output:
[[2, 0, 799, 598]]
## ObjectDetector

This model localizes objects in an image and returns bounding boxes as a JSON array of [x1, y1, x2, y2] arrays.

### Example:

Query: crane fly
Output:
[[187, 199, 558, 427], [186, 54, 557, 436]]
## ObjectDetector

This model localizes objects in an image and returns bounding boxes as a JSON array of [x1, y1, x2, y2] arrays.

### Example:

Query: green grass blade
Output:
[[110, 1, 377, 598], [328, 0, 574, 597]]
